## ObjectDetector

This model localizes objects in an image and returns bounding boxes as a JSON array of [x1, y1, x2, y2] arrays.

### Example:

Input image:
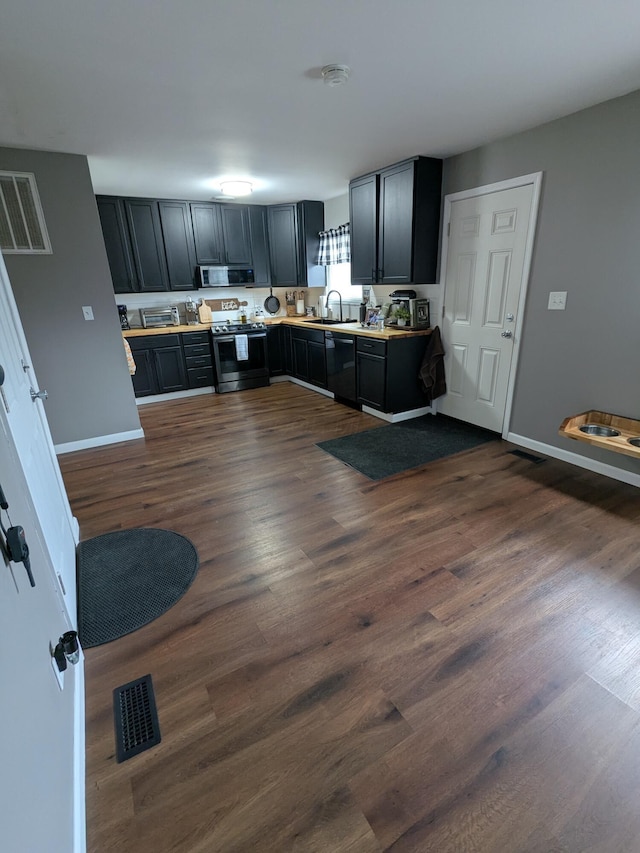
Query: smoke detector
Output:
[[321, 64, 350, 87]]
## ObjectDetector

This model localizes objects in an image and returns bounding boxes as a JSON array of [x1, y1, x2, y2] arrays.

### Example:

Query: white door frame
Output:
[[439, 172, 543, 438]]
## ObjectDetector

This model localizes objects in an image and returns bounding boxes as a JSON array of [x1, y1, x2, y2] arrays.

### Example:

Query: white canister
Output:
[[296, 298, 305, 315]]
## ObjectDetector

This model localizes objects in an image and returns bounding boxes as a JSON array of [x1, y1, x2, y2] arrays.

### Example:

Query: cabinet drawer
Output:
[[128, 333, 181, 350], [182, 330, 211, 345], [356, 337, 386, 357], [292, 327, 324, 345], [183, 342, 212, 358], [187, 367, 214, 388], [185, 354, 213, 369]]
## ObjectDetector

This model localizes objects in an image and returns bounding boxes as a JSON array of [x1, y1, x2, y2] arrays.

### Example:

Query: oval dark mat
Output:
[[77, 528, 199, 648]]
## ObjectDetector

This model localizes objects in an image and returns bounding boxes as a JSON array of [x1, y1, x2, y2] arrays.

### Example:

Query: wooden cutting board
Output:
[[201, 298, 249, 314]]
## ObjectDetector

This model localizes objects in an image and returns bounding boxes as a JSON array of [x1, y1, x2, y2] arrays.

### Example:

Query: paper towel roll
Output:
[[296, 299, 305, 315]]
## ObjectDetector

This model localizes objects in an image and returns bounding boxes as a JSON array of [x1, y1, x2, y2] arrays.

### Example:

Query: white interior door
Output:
[[0, 254, 78, 622], [0, 406, 83, 853], [439, 178, 540, 433]]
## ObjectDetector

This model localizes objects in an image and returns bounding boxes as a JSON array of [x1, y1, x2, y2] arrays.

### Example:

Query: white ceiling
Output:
[[2, 1, 640, 204]]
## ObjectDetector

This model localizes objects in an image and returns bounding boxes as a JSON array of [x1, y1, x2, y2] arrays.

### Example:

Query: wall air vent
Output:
[[0, 171, 52, 254]]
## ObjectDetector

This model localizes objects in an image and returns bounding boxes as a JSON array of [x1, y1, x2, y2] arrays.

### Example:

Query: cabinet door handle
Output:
[[371, 268, 376, 283]]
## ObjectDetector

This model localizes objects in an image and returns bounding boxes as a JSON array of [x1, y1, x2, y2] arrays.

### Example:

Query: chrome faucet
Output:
[[325, 290, 343, 322]]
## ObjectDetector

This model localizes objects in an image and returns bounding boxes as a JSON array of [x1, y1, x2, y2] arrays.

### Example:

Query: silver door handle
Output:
[[501, 330, 512, 339], [30, 387, 48, 402]]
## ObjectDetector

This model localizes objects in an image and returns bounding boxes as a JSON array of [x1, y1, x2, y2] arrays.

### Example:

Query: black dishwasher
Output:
[[325, 331, 357, 404]]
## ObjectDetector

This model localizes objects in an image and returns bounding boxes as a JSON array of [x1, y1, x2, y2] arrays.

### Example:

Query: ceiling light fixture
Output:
[[219, 180, 253, 196], [321, 64, 350, 87]]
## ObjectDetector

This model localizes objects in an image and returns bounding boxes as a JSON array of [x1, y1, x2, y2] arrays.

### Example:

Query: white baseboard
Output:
[[287, 376, 335, 399], [507, 432, 640, 488], [55, 428, 145, 455], [135, 386, 214, 405], [362, 404, 434, 423]]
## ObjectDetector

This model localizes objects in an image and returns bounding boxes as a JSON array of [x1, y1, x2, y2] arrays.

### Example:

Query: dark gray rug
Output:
[[77, 528, 199, 648], [316, 415, 498, 480]]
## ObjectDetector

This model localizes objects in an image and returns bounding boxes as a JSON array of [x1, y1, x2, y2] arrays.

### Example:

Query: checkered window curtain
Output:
[[317, 222, 350, 265]]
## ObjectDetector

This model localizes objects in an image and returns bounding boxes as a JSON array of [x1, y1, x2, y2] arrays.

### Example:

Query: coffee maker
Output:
[[117, 304, 130, 330]]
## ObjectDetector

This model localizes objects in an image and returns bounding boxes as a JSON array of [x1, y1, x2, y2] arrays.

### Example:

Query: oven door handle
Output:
[[214, 333, 267, 343]]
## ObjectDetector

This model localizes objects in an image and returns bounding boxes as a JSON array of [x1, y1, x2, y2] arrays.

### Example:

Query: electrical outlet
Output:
[[82, 305, 94, 321], [548, 291, 567, 310]]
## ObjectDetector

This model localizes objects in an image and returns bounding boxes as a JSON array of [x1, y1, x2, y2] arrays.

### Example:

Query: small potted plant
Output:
[[394, 305, 411, 327]]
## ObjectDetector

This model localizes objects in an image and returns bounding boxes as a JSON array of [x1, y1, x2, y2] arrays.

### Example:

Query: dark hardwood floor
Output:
[[59, 382, 640, 852]]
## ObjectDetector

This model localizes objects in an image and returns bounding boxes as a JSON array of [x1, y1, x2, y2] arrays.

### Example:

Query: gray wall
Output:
[[324, 193, 349, 229], [444, 89, 640, 474], [0, 147, 141, 446]]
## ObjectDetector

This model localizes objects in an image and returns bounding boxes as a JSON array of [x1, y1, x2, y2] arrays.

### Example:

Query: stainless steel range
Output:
[[210, 322, 270, 393]]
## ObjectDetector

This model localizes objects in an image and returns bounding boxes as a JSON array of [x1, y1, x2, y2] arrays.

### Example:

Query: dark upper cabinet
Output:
[[158, 201, 197, 290], [248, 205, 271, 285], [349, 173, 378, 286], [349, 156, 442, 286], [123, 199, 170, 291], [96, 196, 136, 293], [267, 204, 298, 286], [190, 203, 224, 265], [267, 201, 325, 287], [220, 205, 252, 265]]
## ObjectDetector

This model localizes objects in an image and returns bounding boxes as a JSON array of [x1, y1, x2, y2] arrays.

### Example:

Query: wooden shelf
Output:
[[559, 410, 640, 460]]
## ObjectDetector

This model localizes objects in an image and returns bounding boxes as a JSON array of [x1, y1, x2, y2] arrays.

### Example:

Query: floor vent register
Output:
[[113, 673, 161, 763], [508, 449, 547, 465]]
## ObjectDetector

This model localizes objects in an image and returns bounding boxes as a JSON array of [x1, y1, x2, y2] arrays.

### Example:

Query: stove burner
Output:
[[211, 322, 266, 335]]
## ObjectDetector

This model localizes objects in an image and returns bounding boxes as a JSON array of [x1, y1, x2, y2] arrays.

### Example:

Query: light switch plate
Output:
[[548, 291, 567, 310], [82, 305, 94, 321]]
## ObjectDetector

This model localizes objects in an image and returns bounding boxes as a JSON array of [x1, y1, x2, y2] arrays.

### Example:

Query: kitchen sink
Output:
[[313, 318, 354, 325]]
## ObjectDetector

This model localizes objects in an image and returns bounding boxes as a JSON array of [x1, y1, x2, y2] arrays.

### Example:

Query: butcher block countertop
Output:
[[124, 324, 211, 337], [123, 318, 432, 341]]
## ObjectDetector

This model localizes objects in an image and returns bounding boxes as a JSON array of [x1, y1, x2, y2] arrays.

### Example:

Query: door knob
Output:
[[30, 387, 48, 402], [501, 330, 513, 338]]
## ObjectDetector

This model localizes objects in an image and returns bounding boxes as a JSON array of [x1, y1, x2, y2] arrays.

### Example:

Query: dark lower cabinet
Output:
[[290, 327, 327, 388], [308, 340, 327, 387], [129, 334, 187, 397], [356, 341, 386, 410], [267, 326, 285, 375], [356, 335, 429, 412], [128, 331, 214, 396], [182, 330, 214, 388]]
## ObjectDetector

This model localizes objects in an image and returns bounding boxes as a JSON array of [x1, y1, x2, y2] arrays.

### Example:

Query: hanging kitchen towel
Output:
[[235, 334, 249, 361], [418, 325, 446, 403], [123, 337, 136, 375]]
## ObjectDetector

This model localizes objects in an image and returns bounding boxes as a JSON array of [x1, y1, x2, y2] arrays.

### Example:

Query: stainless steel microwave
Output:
[[197, 266, 255, 287]]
